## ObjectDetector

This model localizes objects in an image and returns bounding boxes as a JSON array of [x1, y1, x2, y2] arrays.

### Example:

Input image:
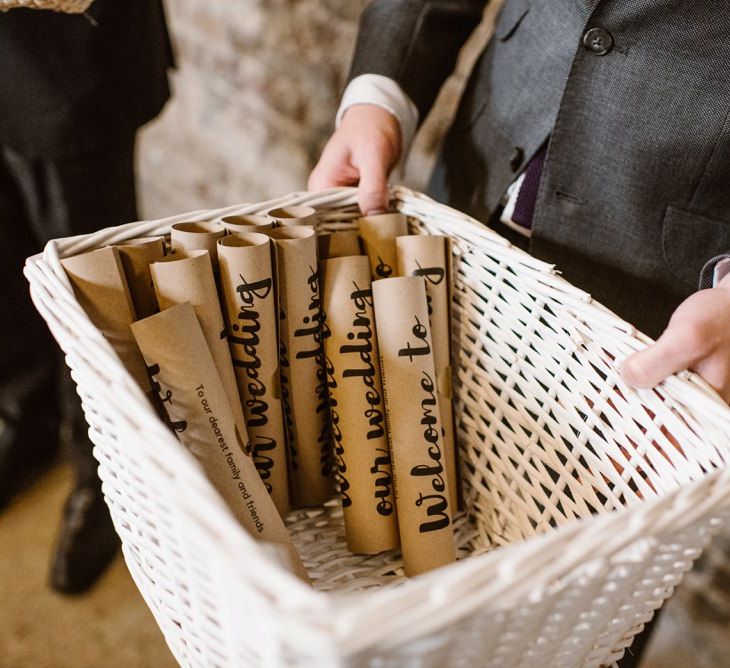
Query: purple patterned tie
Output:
[[511, 144, 547, 230]]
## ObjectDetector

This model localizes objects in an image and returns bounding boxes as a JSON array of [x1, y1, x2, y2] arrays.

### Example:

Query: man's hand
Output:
[[621, 274, 730, 402], [308, 104, 401, 215]]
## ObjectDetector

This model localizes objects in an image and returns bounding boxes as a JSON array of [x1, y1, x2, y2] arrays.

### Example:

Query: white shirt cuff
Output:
[[336, 74, 419, 178], [714, 257, 730, 287]]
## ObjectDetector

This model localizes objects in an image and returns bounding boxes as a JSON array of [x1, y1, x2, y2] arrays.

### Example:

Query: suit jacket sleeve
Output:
[[348, 0, 488, 122]]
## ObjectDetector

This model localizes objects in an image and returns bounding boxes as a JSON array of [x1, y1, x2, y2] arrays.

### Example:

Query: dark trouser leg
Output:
[[0, 148, 62, 507], [2, 136, 138, 592], [3, 138, 138, 486]]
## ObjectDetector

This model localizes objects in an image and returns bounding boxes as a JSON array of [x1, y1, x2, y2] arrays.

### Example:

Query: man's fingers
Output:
[[694, 357, 730, 403], [308, 141, 359, 191], [307, 165, 332, 191], [356, 152, 389, 215], [309, 129, 392, 213], [621, 326, 701, 389], [308, 165, 356, 191]]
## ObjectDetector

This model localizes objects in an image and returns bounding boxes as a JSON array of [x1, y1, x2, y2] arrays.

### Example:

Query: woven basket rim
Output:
[[38, 185, 730, 407]]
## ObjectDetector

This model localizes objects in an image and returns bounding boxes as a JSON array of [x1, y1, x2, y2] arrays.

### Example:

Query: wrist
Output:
[[341, 104, 400, 132]]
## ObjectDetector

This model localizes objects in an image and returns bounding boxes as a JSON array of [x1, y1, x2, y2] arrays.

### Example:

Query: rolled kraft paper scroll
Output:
[[150, 250, 249, 450], [218, 233, 290, 516], [61, 246, 149, 392], [219, 214, 274, 235], [358, 213, 408, 280], [269, 226, 332, 507], [396, 235, 459, 510], [267, 205, 317, 228], [317, 230, 362, 260], [116, 236, 166, 320], [372, 276, 455, 577], [171, 221, 225, 272], [321, 256, 399, 554], [130, 303, 308, 582]]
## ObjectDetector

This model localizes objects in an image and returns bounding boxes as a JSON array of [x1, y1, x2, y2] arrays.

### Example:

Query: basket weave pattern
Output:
[[25, 187, 730, 667], [0, 0, 92, 12]]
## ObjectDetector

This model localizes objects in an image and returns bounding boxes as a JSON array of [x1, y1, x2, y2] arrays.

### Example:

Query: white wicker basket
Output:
[[25, 187, 730, 667]]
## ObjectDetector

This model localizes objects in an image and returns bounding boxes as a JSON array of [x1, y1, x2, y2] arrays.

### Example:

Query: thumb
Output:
[[621, 328, 697, 389], [356, 151, 390, 215]]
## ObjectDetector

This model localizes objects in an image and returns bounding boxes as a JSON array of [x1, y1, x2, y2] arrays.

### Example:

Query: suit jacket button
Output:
[[510, 147, 524, 172], [582, 27, 614, 55]]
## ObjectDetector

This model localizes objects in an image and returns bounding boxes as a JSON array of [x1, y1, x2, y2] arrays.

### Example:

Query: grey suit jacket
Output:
[[349, 0, 730, 337]]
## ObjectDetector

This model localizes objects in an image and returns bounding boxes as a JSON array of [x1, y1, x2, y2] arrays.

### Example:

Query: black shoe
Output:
[[0, 415, 60, 510], [49, 485, 120, 594]]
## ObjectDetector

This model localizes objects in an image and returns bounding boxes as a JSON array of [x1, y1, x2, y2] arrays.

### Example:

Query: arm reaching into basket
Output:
[[309, 104, 403, 215], [308, 0, 487, 214], [621, 270, 730, 403]]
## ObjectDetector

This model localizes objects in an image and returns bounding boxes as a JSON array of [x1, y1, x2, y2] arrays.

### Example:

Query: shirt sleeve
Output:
[[699, 254, 730, 289], [336, 74, 420, 177]]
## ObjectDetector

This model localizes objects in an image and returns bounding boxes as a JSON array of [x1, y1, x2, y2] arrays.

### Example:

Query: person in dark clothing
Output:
[[310, 0, 730, 430], [0, 0, 174, 593], [309, 2, 730, 665]]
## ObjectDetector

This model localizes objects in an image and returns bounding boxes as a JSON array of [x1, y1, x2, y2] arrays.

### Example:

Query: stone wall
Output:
[[138, 0, 368, 218], [137, 0, 498, 219]]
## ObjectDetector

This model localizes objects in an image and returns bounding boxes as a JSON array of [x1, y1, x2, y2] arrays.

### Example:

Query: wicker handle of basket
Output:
[[0, 0, 92, 12]]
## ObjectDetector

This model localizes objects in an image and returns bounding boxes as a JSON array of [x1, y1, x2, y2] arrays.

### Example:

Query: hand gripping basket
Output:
[[25, 187, 730, 667]]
